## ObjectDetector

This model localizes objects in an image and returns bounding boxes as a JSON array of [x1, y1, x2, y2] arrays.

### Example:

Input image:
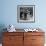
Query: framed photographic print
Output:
[[17, 5, 35, 23]]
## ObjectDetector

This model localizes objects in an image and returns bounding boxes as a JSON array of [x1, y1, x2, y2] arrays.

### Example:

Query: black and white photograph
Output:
[[17, 5, 35, 23]]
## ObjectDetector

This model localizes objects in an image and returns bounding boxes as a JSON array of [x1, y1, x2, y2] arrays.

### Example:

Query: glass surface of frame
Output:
[[17, 5, 35, 23]]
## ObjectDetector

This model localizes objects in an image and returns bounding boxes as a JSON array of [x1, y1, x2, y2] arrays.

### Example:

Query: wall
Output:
[[0, 0, 46, 29], [0, 0, 39, 29]]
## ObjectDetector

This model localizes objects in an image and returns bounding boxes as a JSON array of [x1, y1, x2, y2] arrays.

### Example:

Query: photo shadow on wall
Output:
[[0, 24, 7, 43]]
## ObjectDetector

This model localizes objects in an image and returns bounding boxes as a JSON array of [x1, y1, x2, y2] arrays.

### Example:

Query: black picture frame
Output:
[[17, 5, 35, 23]]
